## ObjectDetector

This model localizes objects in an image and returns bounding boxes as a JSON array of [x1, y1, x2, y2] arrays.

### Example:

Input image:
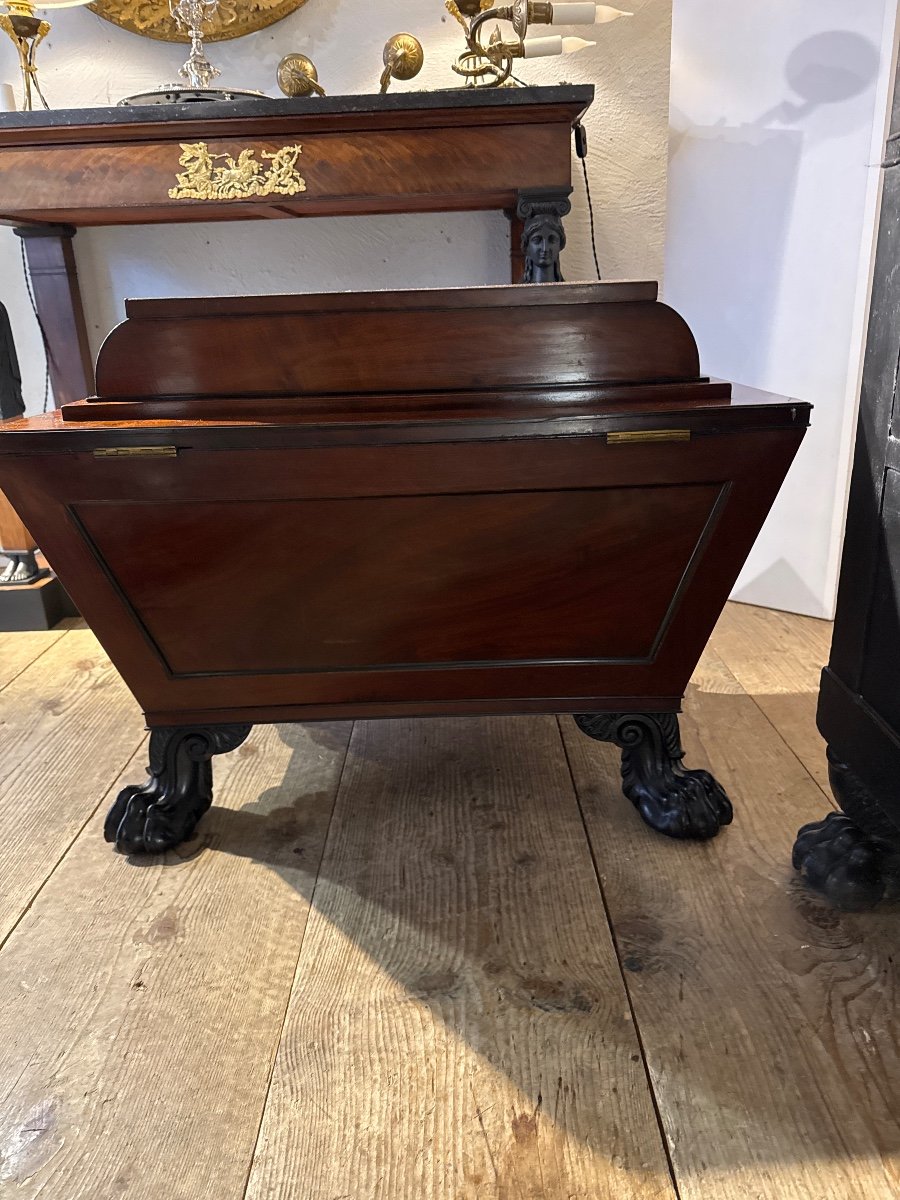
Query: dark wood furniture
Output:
[[0, 87, 589, 629], [0, 281, 808, 855], [0, 87, 592, 406], [793, 84, 900, 910]]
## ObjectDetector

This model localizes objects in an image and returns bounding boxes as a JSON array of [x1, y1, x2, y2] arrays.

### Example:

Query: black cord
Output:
[[19, 238, 52, 412], [574, 121, 602, 281], [580, 156, 603, 281]]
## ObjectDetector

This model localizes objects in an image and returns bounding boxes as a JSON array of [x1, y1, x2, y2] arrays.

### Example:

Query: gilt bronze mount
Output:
[[168, 141, 306, 201], [379, 33, 424, 94], [277, 53, 325, 98]]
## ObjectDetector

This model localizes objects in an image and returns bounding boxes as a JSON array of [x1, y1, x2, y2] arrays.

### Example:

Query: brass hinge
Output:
[[93, 446, 179, 458], [607, 430, 691, 445]]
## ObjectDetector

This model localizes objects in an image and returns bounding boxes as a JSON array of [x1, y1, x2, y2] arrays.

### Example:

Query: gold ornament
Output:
[[379, 33, 424, 94], [276, 52, 325, 97], [87, 0, 308, 43], [168, 141, 307, 201]]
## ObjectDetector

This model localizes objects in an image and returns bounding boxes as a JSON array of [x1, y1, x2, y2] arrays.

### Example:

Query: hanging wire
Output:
[[574, 121, 602, 281], [18, 237, 52, 412], [580, 156, 603, 281]]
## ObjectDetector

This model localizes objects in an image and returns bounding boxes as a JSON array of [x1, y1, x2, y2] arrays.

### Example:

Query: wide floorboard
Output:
[[0, 603, 896, 1199]]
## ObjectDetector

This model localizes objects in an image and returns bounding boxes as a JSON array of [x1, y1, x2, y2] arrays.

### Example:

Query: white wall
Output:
[[0, 0, 673, 402], [665, 0, 899, 618]]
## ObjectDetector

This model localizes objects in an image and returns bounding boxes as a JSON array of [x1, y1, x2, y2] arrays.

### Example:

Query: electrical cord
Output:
[[574, 120, 602, 281], [19, 237, 52, 413]]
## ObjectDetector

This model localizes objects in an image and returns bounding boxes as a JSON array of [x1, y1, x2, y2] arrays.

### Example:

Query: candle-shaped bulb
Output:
[[550, 3, 633, 23], [523, 33, 596, 57], [593, 5, 633, 21], [562, 35, 596, 52]]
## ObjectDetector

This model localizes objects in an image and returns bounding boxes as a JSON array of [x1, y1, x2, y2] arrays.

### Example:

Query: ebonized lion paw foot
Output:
[[792, 750, 900, 910], [574, 712, 732, 840], [792, 813, 899, 911], [104, 724, 252, 854]]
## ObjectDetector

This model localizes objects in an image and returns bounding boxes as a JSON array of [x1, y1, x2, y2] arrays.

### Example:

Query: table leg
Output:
[[13, 224, 94, 407], [507, 208, 526, 283], [104, 724, 254, 854], [574, 711, 733, 840]]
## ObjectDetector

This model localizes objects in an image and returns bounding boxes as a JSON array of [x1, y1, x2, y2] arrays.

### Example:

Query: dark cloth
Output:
[[0, 301, 24, 421]]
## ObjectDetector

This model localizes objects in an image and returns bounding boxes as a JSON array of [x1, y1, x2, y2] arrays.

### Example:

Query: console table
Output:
[[0, 86, 592, 406], [0, 86, 590, 629]]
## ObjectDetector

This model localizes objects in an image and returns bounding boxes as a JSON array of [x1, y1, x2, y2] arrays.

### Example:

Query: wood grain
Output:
[[0, 630, 146, 941], [0, 487, 35, 552], [16, 228, 94, 405], [0, 401, 808, 725], [711, 602, 833, 794], [561, 645, 900, 1200], [0, 719, 351, 1198], [0, 128, 569, 225], [0, 628, 63, 690], [93, 286, 698, 401], [246, 716, 675, 1200]]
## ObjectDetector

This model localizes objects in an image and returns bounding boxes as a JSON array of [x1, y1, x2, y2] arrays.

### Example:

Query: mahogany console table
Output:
[[0, 86, 592, 407]]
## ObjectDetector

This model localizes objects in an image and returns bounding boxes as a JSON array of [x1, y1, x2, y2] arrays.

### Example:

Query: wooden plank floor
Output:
[[0, 602, 897, 1198]]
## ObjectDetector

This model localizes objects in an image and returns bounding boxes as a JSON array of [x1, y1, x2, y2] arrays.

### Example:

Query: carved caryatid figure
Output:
[[517, 190, 572, 284], [522, 211, 566, 283]]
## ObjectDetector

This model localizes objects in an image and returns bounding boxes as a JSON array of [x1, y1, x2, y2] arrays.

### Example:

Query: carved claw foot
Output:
[[574, 711, 733, 840], [792, 813, 899, 911], [104, 724, 252, 854], [792, 750, 900, 910]]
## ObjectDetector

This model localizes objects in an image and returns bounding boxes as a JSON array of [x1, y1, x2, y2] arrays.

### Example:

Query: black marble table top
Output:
[[0, 84, 594, 131]]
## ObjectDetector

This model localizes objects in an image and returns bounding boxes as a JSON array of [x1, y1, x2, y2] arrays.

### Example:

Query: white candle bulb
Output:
[[523, 34, 563, 57], [593, 5, 633, 21], [550, 3, 634, 22], [551, 3, 597, 22], [523, 34, 596, 57]]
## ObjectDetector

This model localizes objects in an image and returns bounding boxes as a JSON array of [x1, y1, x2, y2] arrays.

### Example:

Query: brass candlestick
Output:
[[169, 0, 221, 89], [379, 33, 424, 94], [0, 0, 91, 111]]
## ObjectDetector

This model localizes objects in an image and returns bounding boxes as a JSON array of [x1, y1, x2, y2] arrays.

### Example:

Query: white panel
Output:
[[665, 0, 899, 617]]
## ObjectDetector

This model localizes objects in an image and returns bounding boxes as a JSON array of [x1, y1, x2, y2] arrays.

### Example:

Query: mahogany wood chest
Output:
[[0, 281, 809, 854]]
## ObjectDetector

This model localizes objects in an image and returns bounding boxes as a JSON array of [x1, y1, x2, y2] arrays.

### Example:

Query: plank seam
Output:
[[0, 629, 69, 694], [239, 720, 356, 1200], [740, 689, 838, 810], [555, 715, 684, 1200], [0, 729, 148, 957]]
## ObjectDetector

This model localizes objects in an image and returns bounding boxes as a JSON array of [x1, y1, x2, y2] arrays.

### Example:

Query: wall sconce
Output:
[[379, 33, 425, 94], [277, 53, 326, 97], [450, 0, 631, 87]]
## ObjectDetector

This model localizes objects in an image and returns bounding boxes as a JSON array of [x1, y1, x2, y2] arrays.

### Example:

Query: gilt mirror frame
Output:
[[88, 0, 310, 43]]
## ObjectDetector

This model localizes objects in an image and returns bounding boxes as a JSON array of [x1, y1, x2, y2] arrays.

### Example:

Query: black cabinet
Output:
[[793, 84, 900, 909]]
